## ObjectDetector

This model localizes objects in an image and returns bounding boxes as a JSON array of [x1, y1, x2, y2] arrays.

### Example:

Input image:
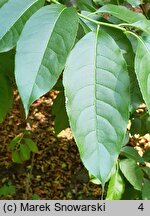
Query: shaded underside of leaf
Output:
[[142, 178, 150, 200], [135, 36, 150, 114], [63, 28, 130, 185], [121, 146, 144, 164], [0, 49, 15, 79], [0, 0, 44, 52], [96, 4, 150, 35], [52, 91, 70, 135], [15, 4, 79, 116], [96, 4, 145, 23], [0, 73, 13, 123], [119, 159, 143, 191]]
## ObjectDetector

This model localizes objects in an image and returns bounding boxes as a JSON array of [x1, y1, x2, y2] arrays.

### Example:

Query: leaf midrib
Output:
[[93, 26, 99, 156]]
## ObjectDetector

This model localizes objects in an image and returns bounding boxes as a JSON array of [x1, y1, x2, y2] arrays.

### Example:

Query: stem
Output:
[[101, 184, 105, 200], [118, 23, 135, 28], [118, 22, 145, 32], [79, 13, 126, 32], [50, 0, 146, 48], [125, 30, 144, 44], [125, 30, 150, 56], [51, 0, 61, 4], [50, 0, 142, 35]]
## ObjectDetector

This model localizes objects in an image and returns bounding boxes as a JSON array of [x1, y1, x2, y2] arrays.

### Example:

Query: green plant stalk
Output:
[[50, 0, 143, 35], [51, 0, 61, 4], [125, 30, 149, 52], [78, 13, 126, 32]]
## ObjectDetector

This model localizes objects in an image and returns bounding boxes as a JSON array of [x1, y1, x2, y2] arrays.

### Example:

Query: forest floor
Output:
[[0, 91, 149, 200], [0, 91, 102, 200]]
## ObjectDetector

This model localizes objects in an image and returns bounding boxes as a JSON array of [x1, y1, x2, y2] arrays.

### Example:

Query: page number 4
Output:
[[138, 203, 144, 211]]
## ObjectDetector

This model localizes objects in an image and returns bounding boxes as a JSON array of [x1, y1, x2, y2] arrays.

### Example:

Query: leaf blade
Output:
[[142, 178, 150, 200], [121, 146, 144, 164], [96, 4, 145, 23], [15, 4, 79, 116], [135, 36, 150, 114], [119, 159, 143, 191], [63, 29, 130, 185], [0, 0, 44, 52], [106, 167, 125, 200]]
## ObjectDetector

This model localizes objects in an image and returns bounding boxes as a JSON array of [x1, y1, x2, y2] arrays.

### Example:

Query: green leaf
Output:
[[143, 148, 150, 162], [93, 0, 119, 5], [76, 0, 96, 12], [80, 10, 105, 32], [12, 151, 22, 163], [131, 113, 150, 136], [0, 73, 13, 123], [132, 19, 150, 35], [0, 49, 15, 79], [121, 178, 142, 200], [96, 4, 150, 35], [89, 174, 101, 185], [106, 167, 125, 200], [100, 26, 142, 113], [24, 138, 38, 153], [0, 0, 8, 8], [121, 146, 144, 164], [142, 167, 150, 177], [15, 4, 79, 116], [126, 0, 141, 7], [0, 184, 16, 196], [53, 79, 64, 91], [142, 178, 150, 200], [0, 0, 44, 52], [8, 135, 22, 151], [119, 159, 143, 191], [135, 36, 150, 114], [96, 4, 145, 23], [20, 144, 30, 161], [52, 92, 70, 134], [63, 28, 130, 185], [32, 194, 40, 200]]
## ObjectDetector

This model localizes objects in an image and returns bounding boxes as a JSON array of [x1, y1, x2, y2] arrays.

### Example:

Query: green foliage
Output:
[[143, 148, 150, 162], [125, 0, 141, 7], [135, 36, 150, 114], [25, 138, 38, 153], [52, 91, 70, 134], [0, 183, 16, 196], [142, 178, 150, 200], [15, 4, 79, 116], [0, 0, 44, 52], [106, 165, 125, 200], [8, 135, 38, 163], [121, 146, 144, 163], [0, 0, 8, 7], [119, 159, 144, 190], [0, 73, 13, 122], [130, 113, 150, 135], [0, 0, 150, 199], [32, 194, 40, 200], [96, 4, 145, 23], [0, 49, 15, 79], [63, 28, 129, 185]]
